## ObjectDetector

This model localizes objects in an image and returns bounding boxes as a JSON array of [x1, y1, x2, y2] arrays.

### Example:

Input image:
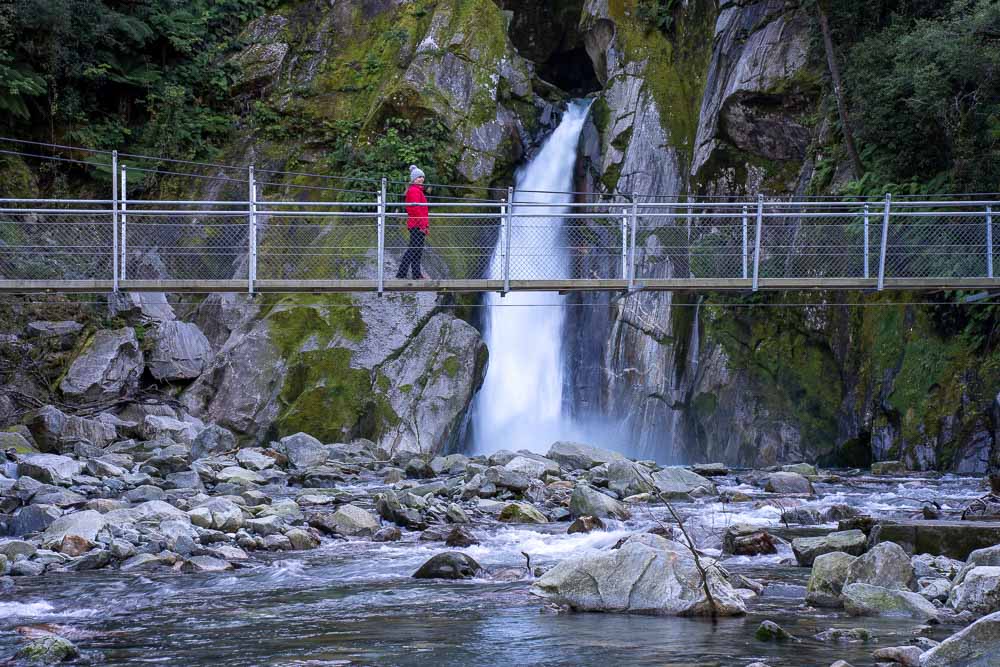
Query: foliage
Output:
[[636, 0, 680, 34], [0, 0, 277, 171]]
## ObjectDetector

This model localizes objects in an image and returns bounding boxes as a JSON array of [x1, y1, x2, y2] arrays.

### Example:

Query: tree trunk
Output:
[[817, 3, 864, 179]]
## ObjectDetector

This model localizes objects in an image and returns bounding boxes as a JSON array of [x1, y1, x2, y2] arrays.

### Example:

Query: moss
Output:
[[691, 392, 718, 420], [591, 96, 612, 134], [442, 354, 460, 378]]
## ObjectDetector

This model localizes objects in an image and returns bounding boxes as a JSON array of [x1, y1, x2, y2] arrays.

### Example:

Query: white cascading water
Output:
[[472, 100, 592, 454]]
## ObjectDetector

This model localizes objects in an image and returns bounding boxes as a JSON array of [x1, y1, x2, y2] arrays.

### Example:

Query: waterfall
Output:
[[471, 100, 592, 454]]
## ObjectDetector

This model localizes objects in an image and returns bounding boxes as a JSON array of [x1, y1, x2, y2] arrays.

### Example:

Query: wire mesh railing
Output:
[[0, 187, 998, 292]]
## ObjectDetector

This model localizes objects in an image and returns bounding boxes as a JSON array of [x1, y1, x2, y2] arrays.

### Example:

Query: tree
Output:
[[814, 0, 865, 178]]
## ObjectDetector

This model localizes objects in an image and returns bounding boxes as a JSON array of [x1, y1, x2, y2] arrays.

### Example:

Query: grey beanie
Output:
[[409, 164, 425, 182]]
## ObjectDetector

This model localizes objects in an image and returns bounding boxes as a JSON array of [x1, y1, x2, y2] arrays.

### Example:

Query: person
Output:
[[396, 165, 429, 279]]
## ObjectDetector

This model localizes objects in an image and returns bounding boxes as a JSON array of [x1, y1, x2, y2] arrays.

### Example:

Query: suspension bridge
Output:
[[1, 145, 998, 295]]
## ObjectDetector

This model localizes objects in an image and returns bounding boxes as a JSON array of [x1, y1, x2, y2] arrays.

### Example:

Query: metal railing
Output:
[[0, 168, 998, 293]]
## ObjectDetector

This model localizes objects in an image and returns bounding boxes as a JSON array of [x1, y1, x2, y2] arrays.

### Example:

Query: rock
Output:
[[216, 466, 264, 485], [445, 503, 469, 524], [919, 577, 953, 602], [498, 502, 547, 524], [246, 515, 284, 536], [0, 539, 37, 560], [26, 406, 116, 454], [755, 620, 795, 641], [412, 552, 482, 580], [806, 551, 857, 608], [504, 455, 559, 479], [182, 555, 232, 573], [765, 472, 814, 495], [26, 320, 83, 347], [146, 321, 212, 381], [405, 458, 435, 479], [781, 463, 817, 476], [484, 466, 529, 492], [0, 430, 34, 453], [845, 542, 916, 591], [568, 516, 605, 534], [842, 583, 940, 621], [913, 554, 964, 580], [10, 505, 61, 536], [189, 498, 244, 532], [15, 635, 80, 663], [190, 424, 236, 459], [328, 504, 380, 537], [792, 530, 868, 567], [871, 461, 907, 475], [948, 567, 1000, 616], [692, 463, 728, 477], [165, 470, 204, 490], [955, 545, 1000, 584], [723, 524, 777, 556], [236, 448, 274, 471], [40, 510, 106, 551], [870, 521, 1000, 561], [604, 459, 656, 497], [279, 432, 327, 469], [285, 528, 320, 550], [784, 504, 860, 525], [123, 499, 189, 525], [652, 466, 716, 497], [59, 327, 143, 401], [123, 485, 166, 503], [445, 526, 478, 547], [569, 484, 630, 520], [919, 609, 1000, 666], [815, 628, 872, 642], [373, 526, 401, 542], [18, 454, 82, 486], [872, 647, 922, 666], [375, 491, 425, 529], [531, 540, 746, 616], [546, 441, 624, 470], [11, 560, 45, 576]]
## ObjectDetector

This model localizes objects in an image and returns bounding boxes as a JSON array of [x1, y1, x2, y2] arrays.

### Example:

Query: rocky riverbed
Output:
[[2, 427, 999, 666]]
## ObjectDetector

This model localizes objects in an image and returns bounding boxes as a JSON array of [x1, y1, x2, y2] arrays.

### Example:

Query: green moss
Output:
[[442, 354, 460, 378], [591, 96, 612, 134], [691, 392, 718, 419]]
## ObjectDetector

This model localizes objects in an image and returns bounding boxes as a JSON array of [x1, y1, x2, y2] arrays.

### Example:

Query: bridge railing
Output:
[[0, 189, 998, 292]]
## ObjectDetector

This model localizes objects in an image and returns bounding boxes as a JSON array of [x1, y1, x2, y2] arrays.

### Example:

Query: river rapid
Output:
[[0, 471, 987, 666]]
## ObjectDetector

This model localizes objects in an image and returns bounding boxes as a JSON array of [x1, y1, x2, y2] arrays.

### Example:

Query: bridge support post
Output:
[[863, 203, 870, 279], [503, 186, 513, 294], [620, 207, 628, 280], [377, 178, 386, 294], [752, 194, 763, 291], [499, 198, 507, 293], [742, 205, 748, 280], [120, 165, 127, 282], [987, 206, 994, 279], [628, 196, 638, 290], [878, 193, 891, 291], [248, 166, 257, 295], [112, 150, 119, 293]]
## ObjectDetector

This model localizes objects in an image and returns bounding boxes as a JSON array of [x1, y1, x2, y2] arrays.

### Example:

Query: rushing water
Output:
[[1, 472, 986, 666], [471, 101, 592, 455]]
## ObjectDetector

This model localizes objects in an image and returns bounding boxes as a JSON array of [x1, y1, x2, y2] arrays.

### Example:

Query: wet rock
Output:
[[245, 515, 285, 536], [918, 577, 953, 602], [652, 466, 716, 497], [445, 526, 478, 548], [871, 461, 907, 475], [498, 502, 547, 524], [530, 540, 746, 616], [692, 463, 728, 477], [405, 457, 435, 479], [955, 545, 1000, 585], [604, 460, 655, 497], [326, 504, 380, 537], [278, 432, 328, 469], [0, 539, 37, 560], [919, 609, 1000, 666], [783, 504, 860, 525], [146, 320, 212, 381], [764, 472, 814, 495], [59, 327, 143, 401], [913, 554, 963, 580], [546, 441, 624, 471], [780, 463, 817, 476], [190, 424, 236, 459], [792, 530, 868, 567], [26, 406, 116, 453], [11, 560, 44, 576], [188, 498, 244, 532], [15, 634, 80, 664], [375, 491, 426, 529], [445, 503, 469, 524], [872, 647, 922, 666], [285, 528, 320, 550], [842, 583, 939, 621], [947, 566, 1000, 617], [755, 620, 795, 641], [569, 484, 630, 520], [815, 628, 872, 643], [18, 454, 82, 486], [39, 510, 105, 551], [568, 515, 605, 534], [806, 551, 856, 608], [412, 552, 482, 580], [845, 542, 916, 591], [870, 520, 1000, 561], [182, 555, 232, 573], [373, 526, 402, 542], [723, 524, 777, 556]]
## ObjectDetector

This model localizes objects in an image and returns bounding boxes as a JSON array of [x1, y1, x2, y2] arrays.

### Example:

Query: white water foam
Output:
[[472, 100, 592, 454]]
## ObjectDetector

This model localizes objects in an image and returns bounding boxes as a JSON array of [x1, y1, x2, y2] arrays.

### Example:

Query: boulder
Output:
[[190, 424, 236, 459], [375, 491, 425, 529], [530, 540, 746, 616], [146, 320, 212, 381], [764, 471, 814, 495], [792, 530, 867, 567], [485, 465, 530, 492], [841, 583, 939, 621], [327, 504, 380, 537], [723, 524, 777, 556], [691, 463, 728, 477], [872, 646, 922, 666], [189, 498, 244, 532], [40, 510, 106, 550], [503, 455, 559, 479], [246, 515, 285, 536], [871, 460, 907, 475], [278, 432, 328, 469], [919, 577, 953, 603], [919, 610, 1000, 666], [216, 466, 264, 485], [9, 505, 61, 536], [445, 526, 478, 548], [844, 542, 916, 591], [806, 551, 856, 608], [498, 502, 548, 524], [141, 415, 200, 446], [26, 320, 83, 348], [948, 567, 1000, 617], [546, 441, 625, 470], [286, 528, 320, 550], [18, 454, 82, 486], [780, 463, 817, 476], [755, 620, 795, 641], [26, 405, 116, 453], [605, 459, 656, 498], [569, 484, 630, 520], [14, 635, 80, 663], [59, 327, 143, 401], [955, 545, 1000, 585], [870, 521, 1000, 561], [568, 516, 605, 534], [412, 552, 482, 580]]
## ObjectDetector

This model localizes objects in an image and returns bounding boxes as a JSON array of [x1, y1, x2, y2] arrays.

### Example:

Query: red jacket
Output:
[[404, 183, 429, 232]]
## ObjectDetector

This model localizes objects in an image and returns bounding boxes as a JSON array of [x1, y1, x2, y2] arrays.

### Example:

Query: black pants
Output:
[[396, 228, 425, 279]]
